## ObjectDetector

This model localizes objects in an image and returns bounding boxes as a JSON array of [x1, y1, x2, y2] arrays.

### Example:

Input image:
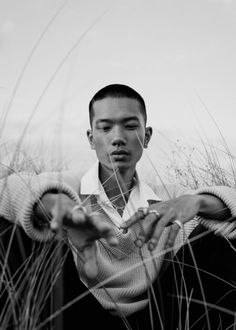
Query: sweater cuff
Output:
[[20, 182, 81, 242], [194, 186, 236, 239]]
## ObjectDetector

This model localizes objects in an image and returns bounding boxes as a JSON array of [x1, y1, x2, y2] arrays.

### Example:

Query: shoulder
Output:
[[37, 169, 86, 191], [142, 179, 194, 200], [137, 164, 194, 200], [8, 169, 86, 194]]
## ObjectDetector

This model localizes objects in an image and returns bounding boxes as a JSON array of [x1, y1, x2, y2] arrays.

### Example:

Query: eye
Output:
[[126, 124, 138, 130], [100, 126, 111, 132], [96, 122, 112, 132]]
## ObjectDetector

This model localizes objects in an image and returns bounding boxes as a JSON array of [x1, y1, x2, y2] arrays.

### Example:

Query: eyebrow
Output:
[[96, 117, 140, 124]]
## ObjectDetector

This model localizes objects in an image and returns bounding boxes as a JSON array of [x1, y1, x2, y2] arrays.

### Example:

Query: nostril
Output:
[[112, 139, 126, 146]]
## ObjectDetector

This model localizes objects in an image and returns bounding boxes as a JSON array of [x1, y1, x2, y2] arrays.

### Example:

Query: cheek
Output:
[[94, 137, 108, 153], [132, 132, 145, 147], [130, 135, 145, 161]]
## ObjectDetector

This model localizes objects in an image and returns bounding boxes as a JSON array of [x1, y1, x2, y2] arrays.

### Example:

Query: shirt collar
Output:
[[80, 161, 161, 202], [80, 161, 101, 195], [138, 178, 161, 204]]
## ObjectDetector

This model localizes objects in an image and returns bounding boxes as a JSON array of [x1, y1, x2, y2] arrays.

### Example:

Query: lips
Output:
[[110, 150, 130, 161], [110, 150, 129, 156]]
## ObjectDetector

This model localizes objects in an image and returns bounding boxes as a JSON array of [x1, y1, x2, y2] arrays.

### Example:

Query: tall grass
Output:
[[1, 3, 236, 329], [0, 132, 236, 329], [167, 138, 236, 189]]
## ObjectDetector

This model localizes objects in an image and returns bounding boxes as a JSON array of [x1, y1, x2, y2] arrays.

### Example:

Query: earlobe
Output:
[[87, 129, 95, 150], [144, 126, 153, 149], [144, 139, 149, 148]]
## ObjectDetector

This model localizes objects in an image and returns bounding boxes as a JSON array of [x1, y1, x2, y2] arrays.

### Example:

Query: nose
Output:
[[111, 126, 126, 146]]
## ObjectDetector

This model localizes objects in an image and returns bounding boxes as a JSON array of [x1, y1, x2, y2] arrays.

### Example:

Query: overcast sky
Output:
[[1, 0, 236, 176]]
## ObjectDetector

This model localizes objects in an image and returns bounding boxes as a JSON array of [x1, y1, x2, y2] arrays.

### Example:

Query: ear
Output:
[[87, 129, 95, 150], [144, 126, 152, 148]]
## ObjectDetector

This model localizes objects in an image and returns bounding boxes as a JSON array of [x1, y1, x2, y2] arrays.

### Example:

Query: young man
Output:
[[1, 84, 236, 329]]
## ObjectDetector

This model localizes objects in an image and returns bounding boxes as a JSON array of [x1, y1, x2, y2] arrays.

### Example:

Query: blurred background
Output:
[[1, 0, 236, 181]]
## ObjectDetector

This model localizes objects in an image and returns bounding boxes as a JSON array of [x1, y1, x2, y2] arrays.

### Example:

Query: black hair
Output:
[[89, 84, 147, 126]]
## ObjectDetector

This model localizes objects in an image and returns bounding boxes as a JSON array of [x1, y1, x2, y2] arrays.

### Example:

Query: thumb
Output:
[[83, 244, 98, 279], [50, 209, 64, 233]]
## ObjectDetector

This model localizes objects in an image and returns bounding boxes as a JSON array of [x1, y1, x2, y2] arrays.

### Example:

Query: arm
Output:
[[171, 193, 231, 220], [34, 192, 118, 278], [120, 185, 236, 251], [0, 172, 118, 278], [0, 172, 81, 241]]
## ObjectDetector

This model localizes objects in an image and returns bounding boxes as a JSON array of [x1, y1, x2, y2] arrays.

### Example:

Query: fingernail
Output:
[[50, 223, 58, 233], [165, 241, 172, 250], [110, 237, 119, 245], [135, 238, 144, 247], [119, 226, 128, 234], [148, 242, 155, 251]]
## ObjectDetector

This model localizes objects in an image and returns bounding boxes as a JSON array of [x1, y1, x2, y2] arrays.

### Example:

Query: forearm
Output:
[[33, 192, 76, 226], [197, 194, 231, 220], [33, 192, 57, 228], [0, 172, 80, 241], [193, 187, 236, 238]]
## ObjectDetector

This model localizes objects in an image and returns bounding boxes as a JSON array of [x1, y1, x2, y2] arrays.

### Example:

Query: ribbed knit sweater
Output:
[[0, 170, 236, 317]]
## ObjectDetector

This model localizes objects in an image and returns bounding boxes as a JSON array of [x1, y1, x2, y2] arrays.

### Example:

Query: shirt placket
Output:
[[96, 193, 124, 227]]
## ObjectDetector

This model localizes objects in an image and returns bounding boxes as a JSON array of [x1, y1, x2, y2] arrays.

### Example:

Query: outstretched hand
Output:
[[36, 193, 118, 278], [120, 195, 202, 251]]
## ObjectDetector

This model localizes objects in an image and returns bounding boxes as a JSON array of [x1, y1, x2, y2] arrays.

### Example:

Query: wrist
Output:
[[196, 194, 206, 215], [196, 193, 230, 219], [33, 191, 61, 228]]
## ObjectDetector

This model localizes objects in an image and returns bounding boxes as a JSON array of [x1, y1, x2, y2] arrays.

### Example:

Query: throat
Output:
[[110, 194, 128, 216], [99, 163, 136, 216], [104, 178, 135, 217]]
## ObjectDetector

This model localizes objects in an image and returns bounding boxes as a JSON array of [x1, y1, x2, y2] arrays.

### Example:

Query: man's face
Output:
[[87, 97, 152, 174]]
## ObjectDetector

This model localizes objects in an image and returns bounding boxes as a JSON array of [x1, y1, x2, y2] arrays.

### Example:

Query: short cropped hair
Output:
[[89, 84, 147, 127]]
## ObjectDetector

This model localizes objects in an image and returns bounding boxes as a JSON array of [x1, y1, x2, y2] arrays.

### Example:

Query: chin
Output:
[[101, 158, 135, 173], [113, 161, 133, 172]]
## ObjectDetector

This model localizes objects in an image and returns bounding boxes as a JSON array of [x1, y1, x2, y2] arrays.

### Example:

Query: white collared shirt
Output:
[[80, 161, 161, 227]]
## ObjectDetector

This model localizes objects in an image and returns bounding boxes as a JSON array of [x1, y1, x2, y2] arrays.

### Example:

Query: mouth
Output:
[[111, 150, 129, 156], [110, 150, 129, 160]]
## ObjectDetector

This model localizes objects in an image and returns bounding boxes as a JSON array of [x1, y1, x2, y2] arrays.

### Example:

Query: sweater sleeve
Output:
[[0, 171, 81, 242], [194, 186, 236, 239], [174, 185, 236, 239]]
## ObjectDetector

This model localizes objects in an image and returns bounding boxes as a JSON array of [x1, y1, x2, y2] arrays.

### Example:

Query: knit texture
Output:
[[0, 171, 236, 316], [0, 171, 81, 241], [71, 183, 236, 317]]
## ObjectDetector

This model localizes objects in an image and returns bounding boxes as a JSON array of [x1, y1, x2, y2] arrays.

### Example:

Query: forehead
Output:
[[92, 97, 144, 123]]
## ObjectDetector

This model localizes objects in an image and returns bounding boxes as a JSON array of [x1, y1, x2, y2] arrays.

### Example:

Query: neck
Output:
[[99, 163, 135, 202]]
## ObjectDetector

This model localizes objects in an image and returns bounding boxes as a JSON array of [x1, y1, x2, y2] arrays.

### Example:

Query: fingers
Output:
[[149, 219, 183, 251], [82, 244, 99, 278], [50, 205, 84, 232], [65, 206, 119, 248], [119, 208, 146, 230], [89, 212, 118, 246], [67, 206, 87, 227], [71, 209, 118, 246], [50, 205, 64, 233], [123, 205, 184, 251], [165, 221, 183, 249], [119, 207, 163, 249], [134, 212, 160, 247]]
